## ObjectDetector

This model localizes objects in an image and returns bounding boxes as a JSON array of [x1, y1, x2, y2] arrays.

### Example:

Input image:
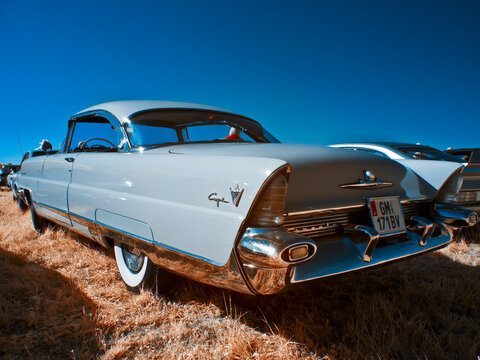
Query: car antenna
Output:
[[15, 124, 24, 157]]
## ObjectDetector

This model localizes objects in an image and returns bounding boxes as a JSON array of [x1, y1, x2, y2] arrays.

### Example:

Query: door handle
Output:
[[65, 157, 75, 163]]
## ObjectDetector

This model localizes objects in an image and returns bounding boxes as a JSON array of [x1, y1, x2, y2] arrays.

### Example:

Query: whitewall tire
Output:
[[114, 242, 158, 292]]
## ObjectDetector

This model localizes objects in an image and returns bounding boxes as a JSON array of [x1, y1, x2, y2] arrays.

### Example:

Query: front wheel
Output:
[[18, 197, 29, 212], [114, 242, 166, 292], [31, 203, 49, 233]]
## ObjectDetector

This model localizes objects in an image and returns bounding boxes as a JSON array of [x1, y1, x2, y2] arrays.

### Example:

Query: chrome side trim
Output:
[[95, 222, 251, 294], [36, 201, 68, 217], [339, 181, 393, 189], [32, 202, 252, 294], [285, 198, 430, 217], [33, 201, 234, 267]]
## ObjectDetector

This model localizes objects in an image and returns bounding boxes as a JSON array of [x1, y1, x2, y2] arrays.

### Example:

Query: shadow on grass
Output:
[[0, 248, 101, 360], [166, 251, 480, 360], [62, 226, 480, 359]]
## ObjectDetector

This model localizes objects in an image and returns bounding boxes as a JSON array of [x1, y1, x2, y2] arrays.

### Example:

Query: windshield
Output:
[[394, 146, 463, 162], [126, 109, 279, 148]]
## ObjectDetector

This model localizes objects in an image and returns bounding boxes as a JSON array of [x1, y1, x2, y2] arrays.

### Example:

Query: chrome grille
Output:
[[457, 191, 480, 203], [284, 200, 430, 240], [284, 211, 349, 238]]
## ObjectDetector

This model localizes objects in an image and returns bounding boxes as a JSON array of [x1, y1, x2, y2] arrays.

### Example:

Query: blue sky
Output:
[[1, 0, 479, 164]]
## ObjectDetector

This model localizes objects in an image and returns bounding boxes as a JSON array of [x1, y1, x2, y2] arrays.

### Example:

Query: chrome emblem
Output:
[[363, 170, 376, 182], [230, 184, 244, 207], [339, 169, 393, 189], [208, 193, 229, 207]]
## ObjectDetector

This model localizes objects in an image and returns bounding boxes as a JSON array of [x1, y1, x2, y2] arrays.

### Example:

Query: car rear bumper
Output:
[[238, 220, 454, 295]]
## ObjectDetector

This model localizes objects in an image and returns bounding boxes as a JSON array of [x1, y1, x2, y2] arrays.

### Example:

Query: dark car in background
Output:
[[0, 165, 20, 187], [446, 148, 480, 165]]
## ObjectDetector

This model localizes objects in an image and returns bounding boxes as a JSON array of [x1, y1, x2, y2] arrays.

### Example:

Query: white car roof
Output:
[[329, 143, 405, 160], [75, 100, 238, 124]]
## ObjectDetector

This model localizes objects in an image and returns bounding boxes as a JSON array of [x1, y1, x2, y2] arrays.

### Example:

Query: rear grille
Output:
[[284, 212, 349, 238], [457, 191, 480, 203], [284, 200, 430, 241]]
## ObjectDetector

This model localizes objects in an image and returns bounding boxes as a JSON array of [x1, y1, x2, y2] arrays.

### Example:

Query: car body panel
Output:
[[330, 143, 464, 191], [395, 159, 463, 191], [168, 143, 437, 211], [65, 150, 285, 265]]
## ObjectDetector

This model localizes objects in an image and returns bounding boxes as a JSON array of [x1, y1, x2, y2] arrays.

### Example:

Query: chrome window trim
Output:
[[68, 110, 131, 153]]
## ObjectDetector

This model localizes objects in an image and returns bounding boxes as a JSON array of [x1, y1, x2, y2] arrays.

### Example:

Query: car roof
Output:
[[334, 142, 436, 149], [75, 100, 240, 124], [446, 148, 480, 152]]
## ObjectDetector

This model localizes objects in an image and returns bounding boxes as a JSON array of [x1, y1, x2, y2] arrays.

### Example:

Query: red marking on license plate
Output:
[[370, 201, 378, 216]]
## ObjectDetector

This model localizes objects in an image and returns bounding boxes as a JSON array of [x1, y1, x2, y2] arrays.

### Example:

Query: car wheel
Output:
[[114, 242, 162, 292], [31, 203, 50, 233], [18, 197, 29, 212]]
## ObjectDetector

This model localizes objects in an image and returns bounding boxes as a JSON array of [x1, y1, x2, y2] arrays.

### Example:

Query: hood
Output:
[[166, 143, 437, 212]]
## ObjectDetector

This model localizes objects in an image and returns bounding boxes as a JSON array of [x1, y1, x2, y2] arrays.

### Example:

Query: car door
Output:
[[64, 113, 126, 236], [35, 124, 78, 225]]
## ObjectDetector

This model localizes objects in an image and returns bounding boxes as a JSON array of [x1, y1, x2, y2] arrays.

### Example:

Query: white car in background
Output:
[[330, 142, 480, 214]]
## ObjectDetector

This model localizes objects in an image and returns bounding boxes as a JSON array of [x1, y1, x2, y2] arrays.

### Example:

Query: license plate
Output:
[[368, 196, 406, 236]]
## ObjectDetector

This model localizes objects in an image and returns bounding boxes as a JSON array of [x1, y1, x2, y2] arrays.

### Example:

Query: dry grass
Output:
[[0, 189, 479, 359]]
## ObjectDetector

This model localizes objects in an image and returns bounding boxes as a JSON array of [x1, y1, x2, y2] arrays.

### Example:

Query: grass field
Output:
[[0, 189, 479, 359]]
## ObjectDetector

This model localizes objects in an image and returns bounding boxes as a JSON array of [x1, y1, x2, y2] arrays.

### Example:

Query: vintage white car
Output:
[[15, 101, 478, 295]]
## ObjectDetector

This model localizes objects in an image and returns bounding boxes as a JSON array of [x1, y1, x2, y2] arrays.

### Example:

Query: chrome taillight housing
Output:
[[436, 168, 464, 204], [250, 170, 289, 227]]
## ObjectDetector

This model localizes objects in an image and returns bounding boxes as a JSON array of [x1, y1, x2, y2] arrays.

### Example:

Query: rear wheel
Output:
[[31, 202, 49, 233], [114, 242, 171, 292]]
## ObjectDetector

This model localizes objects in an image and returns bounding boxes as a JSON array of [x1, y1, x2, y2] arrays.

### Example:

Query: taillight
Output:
[[436, 168, 464, 204], [250, 172, 288, 227]]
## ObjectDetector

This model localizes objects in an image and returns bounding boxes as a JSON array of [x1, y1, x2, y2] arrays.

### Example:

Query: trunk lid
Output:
[[166, 143, 437, 212]]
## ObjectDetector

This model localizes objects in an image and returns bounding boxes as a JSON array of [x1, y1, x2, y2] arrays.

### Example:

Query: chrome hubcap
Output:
[[122, 245, 145, 273]]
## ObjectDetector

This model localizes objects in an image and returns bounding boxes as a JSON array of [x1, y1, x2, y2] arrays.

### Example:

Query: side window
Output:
[[184, 124, 254, 142], [126, 123, 179, 147], [68, 117, 122, 153], [449, 152, 470, 162]]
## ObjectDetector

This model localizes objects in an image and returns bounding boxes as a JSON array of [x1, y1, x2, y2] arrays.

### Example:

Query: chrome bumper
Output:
[[16, 189, 29, 206], [238, 219, 455, 295], [433, 204, 478, 228]]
